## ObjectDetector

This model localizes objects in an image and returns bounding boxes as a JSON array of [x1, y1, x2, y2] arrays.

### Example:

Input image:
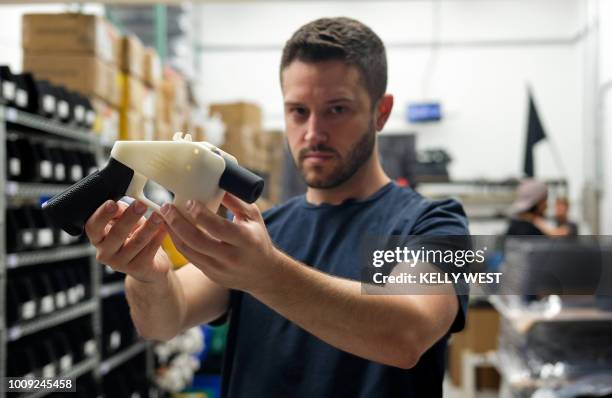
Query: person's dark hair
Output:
[[280, 17, 387, 106]]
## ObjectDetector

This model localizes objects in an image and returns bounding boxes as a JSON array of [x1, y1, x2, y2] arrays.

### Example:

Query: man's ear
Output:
[[375, 94, 394, 132]]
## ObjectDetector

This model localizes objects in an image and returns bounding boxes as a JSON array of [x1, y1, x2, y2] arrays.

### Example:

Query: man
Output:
[[86, 17, 468, 397]]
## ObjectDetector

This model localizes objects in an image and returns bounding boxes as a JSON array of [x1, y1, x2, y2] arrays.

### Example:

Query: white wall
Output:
[[597, 0, 612, 234], [195, 0, 589, 213]]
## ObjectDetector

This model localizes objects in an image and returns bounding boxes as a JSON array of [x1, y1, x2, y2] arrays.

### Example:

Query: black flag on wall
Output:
[[524, 90, 547, 177]]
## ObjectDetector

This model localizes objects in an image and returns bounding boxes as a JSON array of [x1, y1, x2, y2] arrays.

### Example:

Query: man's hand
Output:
[[85, 199, 171, 284], [160, 193, 280, 293]]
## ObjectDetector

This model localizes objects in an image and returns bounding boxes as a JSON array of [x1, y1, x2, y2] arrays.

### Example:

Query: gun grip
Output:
[[42, 158, 135, 236]]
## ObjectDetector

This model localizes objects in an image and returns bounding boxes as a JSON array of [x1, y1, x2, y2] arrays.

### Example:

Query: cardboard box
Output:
[[22, 13, 118, 64], [161, 75, 188, 111], [155, 119, 172, 141], [23, 53, 117, 104], [119, 109, 142, 140], [121, 35, 145, 79], [91, 98, 119, 143], [143, 48, 162, 88], [142, 117, 155, 141], [120, 73, 146, 112], [448, 306, 500, 389], [209, 102, 262, 130], [142, 87, 157, 119]]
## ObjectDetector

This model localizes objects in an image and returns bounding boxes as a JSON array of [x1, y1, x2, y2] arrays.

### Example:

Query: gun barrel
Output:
[[219, 158, 264, 204]]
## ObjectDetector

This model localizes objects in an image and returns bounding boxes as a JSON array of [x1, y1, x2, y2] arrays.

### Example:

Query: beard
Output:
[[297, 120, 376, 189]]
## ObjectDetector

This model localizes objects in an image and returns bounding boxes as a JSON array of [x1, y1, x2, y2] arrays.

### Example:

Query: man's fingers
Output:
[[98, 200, 149, 256], [187, 201, 243, 245], [114, 212, 165, 264], [125, 227, 168, 274], [162, 204, 231, 258], [166, 229, 224, 275], [222, 193, 260, 221], [85, 200, 125, 244]]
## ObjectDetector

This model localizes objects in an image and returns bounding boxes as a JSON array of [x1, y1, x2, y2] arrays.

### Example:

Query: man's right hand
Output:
[[85, 199, 171, 284]]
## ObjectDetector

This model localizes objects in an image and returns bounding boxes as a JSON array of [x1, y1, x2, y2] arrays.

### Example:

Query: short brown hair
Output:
[[280, 17, 388, 106]]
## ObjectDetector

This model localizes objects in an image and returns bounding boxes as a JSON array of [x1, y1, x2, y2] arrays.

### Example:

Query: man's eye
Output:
[[331, 105, 345, 114], [291, 107, 307, 116]]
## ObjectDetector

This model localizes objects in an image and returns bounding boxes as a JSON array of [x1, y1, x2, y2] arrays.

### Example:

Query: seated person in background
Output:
[[506, 179, 570, 236], [554, 196, 579, 236]]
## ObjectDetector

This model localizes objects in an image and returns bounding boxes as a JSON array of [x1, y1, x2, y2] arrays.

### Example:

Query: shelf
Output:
[[100, 341, 148, 376], [5, 181, 71, 199], [6, 244, 94, 269], [489, 296, 612, 333], [4, 107, 96, 143], [7, 300, 97, 342], [100, 281, 125, 298], [18, 357, 98, 398]]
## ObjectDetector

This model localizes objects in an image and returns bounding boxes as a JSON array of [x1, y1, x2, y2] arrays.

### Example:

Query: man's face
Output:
[[281, 60, 377, 189]]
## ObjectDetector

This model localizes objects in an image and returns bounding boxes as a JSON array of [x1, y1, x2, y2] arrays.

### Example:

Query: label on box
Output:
[[97, 21, 113, 63], [71, 165, 83, 181], [42, 363, 56, 378], [21, 300, 36, 320], [75, 105, 85, 122], [9, 158, 21, 176], [3, 81, 15, 100], [55, 164, 65, 181], [37, 228, 54, 247], [56, 291, 67, 308], [110, 331, 121, 350], [84, 339, 97, 356], [16, 89, 28, 107], [43, 95, 55, 113], [41, 295, 55, 314], [58, 101, 69, 119], [22, 231, 34, 246], [60, 354, 72, 372], [40, 160, 53, 179]]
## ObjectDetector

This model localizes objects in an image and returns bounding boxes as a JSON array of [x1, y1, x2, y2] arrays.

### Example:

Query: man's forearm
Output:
[[125, 270, 186, 342], [250, 251, 456, 369]]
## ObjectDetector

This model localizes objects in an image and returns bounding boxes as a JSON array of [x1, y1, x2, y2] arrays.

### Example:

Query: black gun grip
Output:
[[42, 158, 134, 236]]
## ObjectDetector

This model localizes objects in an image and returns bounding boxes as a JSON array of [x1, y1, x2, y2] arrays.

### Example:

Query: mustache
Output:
[[299, 145, 339, 160]]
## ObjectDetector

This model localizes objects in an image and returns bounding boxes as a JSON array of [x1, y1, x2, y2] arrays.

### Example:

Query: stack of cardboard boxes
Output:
[[119, 34, 154, 141], [22, 13, 121, 141], [254, 130, 285, 207], [209, 102, 285, 210], [158, 69, 190, 141]]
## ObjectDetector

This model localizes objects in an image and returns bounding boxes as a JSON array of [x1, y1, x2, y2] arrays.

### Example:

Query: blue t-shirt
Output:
[[220, 182, 469, 398]]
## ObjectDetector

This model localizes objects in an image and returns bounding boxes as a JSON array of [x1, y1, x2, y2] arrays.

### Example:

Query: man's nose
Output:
[[304, 114, 328, 145]]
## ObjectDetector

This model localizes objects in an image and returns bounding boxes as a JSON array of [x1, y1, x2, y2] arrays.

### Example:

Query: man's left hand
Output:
[[160, 193, 282, 293]]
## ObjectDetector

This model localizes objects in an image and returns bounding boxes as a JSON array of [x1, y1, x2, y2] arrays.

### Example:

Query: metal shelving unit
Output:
[[0, 105, 154, 397], [6, 244, 95, 269], [19, 357, 98, 398], [99, 340, 149, 376], [7, 300, 97, 342]]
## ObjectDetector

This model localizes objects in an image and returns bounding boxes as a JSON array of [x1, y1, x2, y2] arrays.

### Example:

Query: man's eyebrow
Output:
[[326, 97, 354, 104], [284, 101, 304, 107]]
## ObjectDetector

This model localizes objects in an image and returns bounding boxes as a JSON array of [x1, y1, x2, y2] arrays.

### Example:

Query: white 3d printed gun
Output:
[[42, 133, 264, 236]]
